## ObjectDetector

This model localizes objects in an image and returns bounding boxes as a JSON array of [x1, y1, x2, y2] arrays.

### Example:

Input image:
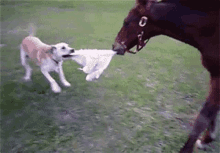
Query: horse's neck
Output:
[[162, 29, 199, 49], [150, 2, 218, 50], [150, 3, 197, 48], [160, 0, 219, 11]]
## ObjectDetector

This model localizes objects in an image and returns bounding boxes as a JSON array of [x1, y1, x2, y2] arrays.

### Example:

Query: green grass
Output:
[[1, 0, 219, 153]]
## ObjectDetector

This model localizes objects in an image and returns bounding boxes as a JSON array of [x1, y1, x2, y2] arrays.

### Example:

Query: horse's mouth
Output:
[[113, 36, 149, 55], [125, 31, 149, 54], [126, 39, 149, 54]]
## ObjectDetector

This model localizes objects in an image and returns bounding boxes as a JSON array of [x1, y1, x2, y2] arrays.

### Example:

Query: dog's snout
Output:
[[70, 49, 75, 53]]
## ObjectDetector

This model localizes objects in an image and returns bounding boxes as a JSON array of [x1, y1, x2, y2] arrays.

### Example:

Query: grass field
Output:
[[1, 0, 219, 153]]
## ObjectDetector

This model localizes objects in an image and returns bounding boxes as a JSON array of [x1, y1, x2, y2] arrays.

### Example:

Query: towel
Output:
[[70, 49, 116, 81]]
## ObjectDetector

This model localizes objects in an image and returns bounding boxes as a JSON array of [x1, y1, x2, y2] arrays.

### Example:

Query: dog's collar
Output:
[[52, 58, 59, 65]]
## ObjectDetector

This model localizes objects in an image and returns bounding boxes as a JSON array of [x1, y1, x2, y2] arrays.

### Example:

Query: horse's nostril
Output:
[[71, 49, 74, 53], [112, 42, 126, 55], [112, 42, 123, 51], [112, 44, 115, 50]]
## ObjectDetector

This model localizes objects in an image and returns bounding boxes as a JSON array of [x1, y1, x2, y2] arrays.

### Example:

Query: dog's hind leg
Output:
[[20, 45, 32, 81]]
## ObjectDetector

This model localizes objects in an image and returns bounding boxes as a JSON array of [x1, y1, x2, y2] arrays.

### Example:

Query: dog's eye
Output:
[[62, 47, 66, 50]]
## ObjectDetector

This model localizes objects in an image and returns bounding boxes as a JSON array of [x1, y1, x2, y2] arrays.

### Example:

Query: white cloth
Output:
[[71, 49, 116, 81]]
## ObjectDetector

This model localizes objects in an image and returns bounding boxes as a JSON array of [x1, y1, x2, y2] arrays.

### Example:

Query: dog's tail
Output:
[[28, 23, 36, 36]]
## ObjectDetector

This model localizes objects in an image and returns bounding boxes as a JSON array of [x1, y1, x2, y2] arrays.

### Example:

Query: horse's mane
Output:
[[161, 0, 220, 11]]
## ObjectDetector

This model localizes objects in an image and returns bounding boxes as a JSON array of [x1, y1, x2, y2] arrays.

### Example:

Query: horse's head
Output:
[[112, 0, 161, 55]]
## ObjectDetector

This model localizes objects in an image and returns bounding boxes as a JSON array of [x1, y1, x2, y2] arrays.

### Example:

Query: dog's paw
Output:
[[51, 84, 61, 93], [52, 87, 61, 93], [86, 74, 94, 81], [86, 71, 103, 81], [23, 76, 31, 81], [63, 81, 71, 87], [82, 66, 93, 74], [95, 73, 101, 79]]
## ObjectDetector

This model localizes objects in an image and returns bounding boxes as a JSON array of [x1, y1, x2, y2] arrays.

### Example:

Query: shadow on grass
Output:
[[1, 78, 90, 152], [1, 81, 32, 115]]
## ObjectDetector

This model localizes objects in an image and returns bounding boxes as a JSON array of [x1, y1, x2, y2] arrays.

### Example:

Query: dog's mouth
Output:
[[62, 54, 74, 58]]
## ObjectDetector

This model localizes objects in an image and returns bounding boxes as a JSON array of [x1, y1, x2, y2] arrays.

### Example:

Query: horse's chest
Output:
[[201, 52, 220, 77]]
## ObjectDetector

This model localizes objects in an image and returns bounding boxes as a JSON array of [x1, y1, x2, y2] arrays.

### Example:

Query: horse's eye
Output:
[[123, 21, 129, 26], [62, 47, 66, 50]]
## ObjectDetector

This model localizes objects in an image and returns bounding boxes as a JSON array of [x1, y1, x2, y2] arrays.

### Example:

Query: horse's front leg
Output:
[[180, 77, 220, 153], [196, 114, 218, 150], [196, 76, 220, 150], [179, 101, 218, 153]]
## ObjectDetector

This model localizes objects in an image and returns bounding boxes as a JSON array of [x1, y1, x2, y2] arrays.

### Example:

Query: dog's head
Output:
[[47, 43, 75, 61]]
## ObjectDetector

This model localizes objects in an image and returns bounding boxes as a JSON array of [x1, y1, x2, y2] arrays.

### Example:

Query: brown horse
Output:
[[112, 0, 219, 152]]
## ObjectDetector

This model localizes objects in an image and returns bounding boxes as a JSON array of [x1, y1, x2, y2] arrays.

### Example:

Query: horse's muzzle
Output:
[[112, 42, 126, 55]]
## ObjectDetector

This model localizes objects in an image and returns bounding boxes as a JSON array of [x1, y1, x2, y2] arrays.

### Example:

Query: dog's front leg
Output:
[[41, 69, 61, 93], [58, 63, 71, 87]]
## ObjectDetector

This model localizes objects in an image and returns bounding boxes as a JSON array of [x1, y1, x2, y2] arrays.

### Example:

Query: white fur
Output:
[[71, 49, 116, 81], [210, 126, 217, 139], [195, 127, 217, 150], [196, 139, 207, 149], [20, 25, 74, 93]]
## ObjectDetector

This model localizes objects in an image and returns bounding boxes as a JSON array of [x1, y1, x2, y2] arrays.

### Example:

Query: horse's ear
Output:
[[136, 0, 147, 5], [136, 0, 158, 6]]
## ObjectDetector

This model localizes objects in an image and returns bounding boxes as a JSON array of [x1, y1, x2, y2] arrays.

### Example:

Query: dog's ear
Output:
[[46, 46, 56, 54]]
